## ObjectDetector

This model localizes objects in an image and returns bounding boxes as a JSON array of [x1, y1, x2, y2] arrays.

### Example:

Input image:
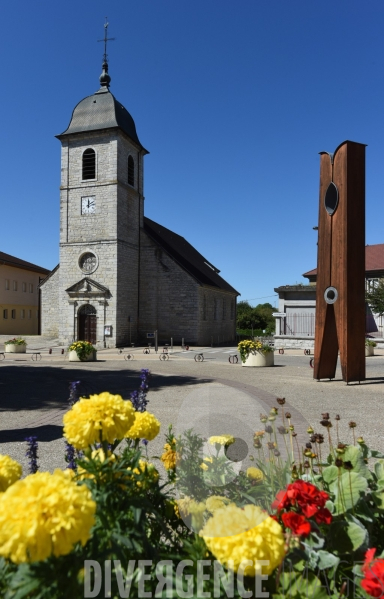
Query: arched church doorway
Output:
[[78, 305, 97, 344]]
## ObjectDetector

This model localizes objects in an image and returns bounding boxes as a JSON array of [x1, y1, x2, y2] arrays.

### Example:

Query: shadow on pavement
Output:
[[0, 424, 63, 443], [0, 365, 212, 412]]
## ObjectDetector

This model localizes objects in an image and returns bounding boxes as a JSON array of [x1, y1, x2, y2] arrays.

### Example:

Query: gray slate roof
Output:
[[58, 88, 147, 152], [144, 217, 239, 295]]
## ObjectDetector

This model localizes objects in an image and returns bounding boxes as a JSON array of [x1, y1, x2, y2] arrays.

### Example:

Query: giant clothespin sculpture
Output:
[[314, 141, 366, 383]]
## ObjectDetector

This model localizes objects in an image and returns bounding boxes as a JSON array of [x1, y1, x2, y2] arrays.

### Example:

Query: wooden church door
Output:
[[78, 305, 97, 344]]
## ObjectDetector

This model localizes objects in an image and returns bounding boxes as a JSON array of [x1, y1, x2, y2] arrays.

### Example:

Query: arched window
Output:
[[128, 155, 134, 186], [82, 149, 96, 180]]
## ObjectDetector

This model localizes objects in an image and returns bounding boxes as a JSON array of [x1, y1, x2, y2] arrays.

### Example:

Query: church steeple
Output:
[[98, 18, 114, 89]]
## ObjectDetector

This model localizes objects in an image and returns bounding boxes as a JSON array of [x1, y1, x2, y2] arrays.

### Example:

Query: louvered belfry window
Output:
[[128, 155, 134, 186], [82, 149, 96, 180]]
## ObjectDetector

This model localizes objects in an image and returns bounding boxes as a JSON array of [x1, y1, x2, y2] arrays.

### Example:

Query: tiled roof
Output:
[[0, 251, 50, 275], [303, 244, 384, 279], [144, 217, 239, 294]]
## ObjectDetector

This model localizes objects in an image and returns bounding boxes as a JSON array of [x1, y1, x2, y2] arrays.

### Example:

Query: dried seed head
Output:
[[322, 412, 330, 420], [260, 414, 268, 424], [268, 415, 276, 422], [311, 452, 318, 459], [357, 436, 365, 445], [292, 432, 297, 438], [253, 439, 262, 449], [320, 420, 332, 428], [267, 441, 275, 450], [274, 449, 281, 457], [310, 434, 317, 443], [265, 425, 273, 434], [271, 407, 278, 415], [315, 434, 324, 444], [349, 421, 357, 429], [254, 431, 265, 438], [343, 460, 353, 471], [276, 397, 286, 405], [335, 458, 343, 468], [337, 442, 347, 450], [249, 455, 255, 461], [335, 414, 340, 421], [289, 425, 295, 431], [285, 412, 292, 419], [306, 442, 312, 449], [303, 460, 310, 469], [278, 426, 287, 435], [307, 426, 314, 434], [304, 449, 312, 457]]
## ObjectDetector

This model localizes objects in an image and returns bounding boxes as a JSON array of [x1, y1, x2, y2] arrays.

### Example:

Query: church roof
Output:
[[0, 251, 50, 275], [57, 87, 148, 152], [144, 217, 239, 295]]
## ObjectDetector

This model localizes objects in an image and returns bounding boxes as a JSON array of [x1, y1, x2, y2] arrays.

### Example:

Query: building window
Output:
[[11, 309, 16, 319], [28, 310, 32, 319], [203, 295, 207, 320], [82, 148, 96, 180], [13, 281, 17, 291], [22, 282, 26, 292], [213, 298, 217, 320], [5, 279, 9, 290], [3, 309, 8, 319], [222, 300, 226, 320], [366, 278, 379, 292], [29, 283, 34, 293], [230, 300, 234, 320], [128, 155, 134, 186], [21, 309, 25, 319]]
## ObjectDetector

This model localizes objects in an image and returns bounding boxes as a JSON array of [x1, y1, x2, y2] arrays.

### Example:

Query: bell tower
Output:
[[56, 24, 148, 347]]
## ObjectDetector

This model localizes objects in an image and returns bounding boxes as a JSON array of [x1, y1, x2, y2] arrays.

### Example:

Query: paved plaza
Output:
[[1, 336, 384, 476]]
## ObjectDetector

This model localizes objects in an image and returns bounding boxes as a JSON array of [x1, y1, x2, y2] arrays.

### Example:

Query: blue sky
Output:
[[3, 1, 384, 307]]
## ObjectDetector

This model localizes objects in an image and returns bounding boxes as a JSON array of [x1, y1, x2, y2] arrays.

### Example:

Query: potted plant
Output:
[[68, 340, 97, 362], [238, 339, 274, 367], [4, 337, 27, 353], [365, 338, 377, 357]]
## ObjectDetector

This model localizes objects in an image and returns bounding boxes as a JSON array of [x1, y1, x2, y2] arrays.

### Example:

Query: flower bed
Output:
[[68, 340, 96, 361], [4, 337, 27, 353], [0, 375, 383, 597]]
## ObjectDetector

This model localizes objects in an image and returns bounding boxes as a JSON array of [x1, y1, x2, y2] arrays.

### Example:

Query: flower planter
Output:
[[365, 346, 374, 357], [5, 344, 27, 353], [242, 350, 274, 367], [68, 350, 97, 362]]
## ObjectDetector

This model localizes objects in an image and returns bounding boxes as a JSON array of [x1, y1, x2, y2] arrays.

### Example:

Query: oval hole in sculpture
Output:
[[324, 182, 339, 215]]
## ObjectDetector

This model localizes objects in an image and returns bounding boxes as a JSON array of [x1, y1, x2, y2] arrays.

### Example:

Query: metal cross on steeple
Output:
[[98, 17, 115, 63], [97, 18, 115, 89]]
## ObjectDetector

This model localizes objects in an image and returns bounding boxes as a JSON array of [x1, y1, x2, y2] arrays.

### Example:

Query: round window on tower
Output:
[[79, 252, 98, 274]]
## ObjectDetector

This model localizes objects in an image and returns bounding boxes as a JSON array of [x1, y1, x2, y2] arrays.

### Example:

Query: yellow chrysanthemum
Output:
[[125, 411, 160, 441], [200, 504, 285, 576], [205, 496, 232, 513], [0, 455, 22, 492], [200, 462, 209, 471], [0, 470, 96, 563], [209, 435, 235, 446], [77, 448, 116, 480], [246, 467, 264, 482], [63, 392, 136, 449]]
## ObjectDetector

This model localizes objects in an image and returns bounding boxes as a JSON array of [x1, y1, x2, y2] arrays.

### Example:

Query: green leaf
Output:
[[344, 519, 368, 551], [325, 500, 335, 513], [322, 465, 339, 484], [316, 550, 340, 570], [342, 445, 372, 479], [330, 471, 368, 513]]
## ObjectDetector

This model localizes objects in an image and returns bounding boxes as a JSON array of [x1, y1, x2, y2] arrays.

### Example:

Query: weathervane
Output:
[[98, 18, 115, 89]]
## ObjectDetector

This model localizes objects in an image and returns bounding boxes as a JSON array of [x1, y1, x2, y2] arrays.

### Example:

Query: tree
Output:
[[366, 279, 384, 316]]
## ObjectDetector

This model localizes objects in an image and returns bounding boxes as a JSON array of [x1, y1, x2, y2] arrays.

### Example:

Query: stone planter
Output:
[[5, 344, 27, 353], [365, 346, 375, 357], [242, 350, 274, 367], [68, 350, 97, 362]]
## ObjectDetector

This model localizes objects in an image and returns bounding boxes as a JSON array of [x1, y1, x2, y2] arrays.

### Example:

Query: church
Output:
[[40, 53, 239, 348]]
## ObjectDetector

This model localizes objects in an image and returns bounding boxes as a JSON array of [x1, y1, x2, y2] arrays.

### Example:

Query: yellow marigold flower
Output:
[[77, 448, 116, 480], [200, 462, 209, 471], [0, 455, 22, 492], [129, 460, 159, 489], [200, 504, 285, 576], [125, 411, 160, 441], [0, 470, 96, 564], [209, 435, 235, 446], [246, 467, 264, 483], [205, 496, 232, 513], [63, 392, 135, 449], [176, 497, 193, 518], [204, 456, 213, 463], [161, 442, 177, 470]]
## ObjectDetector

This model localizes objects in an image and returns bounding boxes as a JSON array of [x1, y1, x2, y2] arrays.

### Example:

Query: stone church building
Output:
[[40, 60, 238, 348]]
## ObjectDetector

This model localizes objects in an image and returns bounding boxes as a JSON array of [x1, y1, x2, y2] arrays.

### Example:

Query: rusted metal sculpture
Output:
[[314, 140, 366, 383]]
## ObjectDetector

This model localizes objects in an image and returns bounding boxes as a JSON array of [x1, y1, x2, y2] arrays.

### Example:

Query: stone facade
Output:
[[40, 81, 238, 347]]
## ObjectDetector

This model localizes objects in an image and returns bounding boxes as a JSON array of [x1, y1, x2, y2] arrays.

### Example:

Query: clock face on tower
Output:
[[81, 196, 96, 214]]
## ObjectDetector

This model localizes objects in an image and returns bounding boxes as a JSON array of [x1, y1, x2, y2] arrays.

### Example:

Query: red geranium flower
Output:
[[313, 507, 332, 525], [361, 548, 384, 598], [281, 512, 311, 537], [273, 480, 330, 521]]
